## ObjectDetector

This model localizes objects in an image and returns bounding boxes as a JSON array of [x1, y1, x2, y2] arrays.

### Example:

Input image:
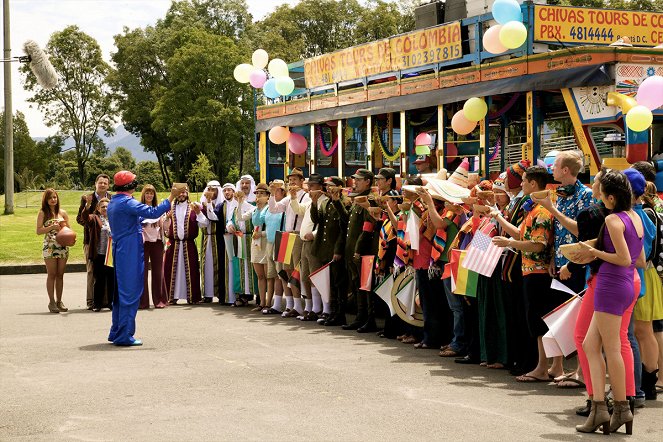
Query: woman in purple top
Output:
[[576, 170, 645, 435]]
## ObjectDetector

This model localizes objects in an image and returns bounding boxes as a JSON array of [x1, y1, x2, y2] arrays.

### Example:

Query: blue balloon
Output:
[[544, 150, 559, 174], [347, 117, 364, 129], [263, 78, 280, 99], [492, 0, 522, 25]]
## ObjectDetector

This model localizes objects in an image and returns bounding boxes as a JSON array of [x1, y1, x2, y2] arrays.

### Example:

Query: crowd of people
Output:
[[36, 151, 663, 434]]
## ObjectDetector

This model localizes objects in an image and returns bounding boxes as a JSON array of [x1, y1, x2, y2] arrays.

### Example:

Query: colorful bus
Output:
[[255, 1, 663, 184]]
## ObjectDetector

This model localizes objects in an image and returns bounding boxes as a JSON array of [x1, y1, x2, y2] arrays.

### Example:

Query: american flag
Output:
[[462, 230, 504, 277]]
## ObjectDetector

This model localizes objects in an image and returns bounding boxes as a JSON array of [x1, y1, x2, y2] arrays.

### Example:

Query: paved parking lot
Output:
[[1, 273, 661, 441]]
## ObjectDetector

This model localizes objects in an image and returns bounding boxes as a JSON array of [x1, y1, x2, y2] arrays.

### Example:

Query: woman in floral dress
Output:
[[36, 188, 71, 313]]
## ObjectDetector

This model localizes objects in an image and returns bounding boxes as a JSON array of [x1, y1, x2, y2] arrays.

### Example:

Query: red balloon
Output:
[[55, 227, 77, 247], [445, 143, 458, 159], [288, 132, 308, 155]]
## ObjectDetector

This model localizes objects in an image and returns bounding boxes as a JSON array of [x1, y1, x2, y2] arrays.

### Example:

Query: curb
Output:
[[0, 263, 87, 275]]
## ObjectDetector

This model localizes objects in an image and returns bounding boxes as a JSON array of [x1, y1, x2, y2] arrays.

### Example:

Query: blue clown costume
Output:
[[107, 171, 171, 346]]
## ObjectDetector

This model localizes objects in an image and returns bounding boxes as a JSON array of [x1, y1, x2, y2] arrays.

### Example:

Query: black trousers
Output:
[[93, 255, 115, 309]]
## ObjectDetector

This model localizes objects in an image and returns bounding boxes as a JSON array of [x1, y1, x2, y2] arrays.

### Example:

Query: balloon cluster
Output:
[[268, 126, 307, 154], [233, 49, 295, 98], [626, 75, 663, 132], [415, 133, 432, 155], [483, 0, 527, 55], [451, 97, 488, 135]]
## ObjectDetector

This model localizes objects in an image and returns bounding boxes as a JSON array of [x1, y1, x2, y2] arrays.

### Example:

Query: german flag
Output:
[[274, 231, 299, 264], [288, 263, 301, 290]]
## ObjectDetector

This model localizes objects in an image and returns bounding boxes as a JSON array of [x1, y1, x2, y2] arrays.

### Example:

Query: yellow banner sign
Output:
[[390, 22, 462, 70], [304, 40, 391, 89], [303, 22, 462, 89], [534, 5, 663, 47]]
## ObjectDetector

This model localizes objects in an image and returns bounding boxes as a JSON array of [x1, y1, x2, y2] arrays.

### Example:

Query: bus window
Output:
[[269, 141, 287, 165], [316, 125, 333, 166], [345, 127, 368, 166]]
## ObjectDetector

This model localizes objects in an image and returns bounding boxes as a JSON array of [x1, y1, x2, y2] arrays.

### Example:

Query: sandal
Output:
[[516, 374, 550, 383], [439, 349, 460, 357], [251, 306, 263, 312], [232, 298, 248, 307], [414, 342, 433, 349], [557, 378, 586, 389], [401, 336, 418, 344]]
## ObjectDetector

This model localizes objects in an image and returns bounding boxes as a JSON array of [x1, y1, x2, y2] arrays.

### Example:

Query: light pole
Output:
[[3, 0, 14, 214]]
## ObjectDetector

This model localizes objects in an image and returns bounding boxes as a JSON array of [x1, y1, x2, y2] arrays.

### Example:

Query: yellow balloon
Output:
[[498, 21, 527, 50], [252, 49, 269, 69], [233, 63, 254, 83], [268, 59, 289, 78], [463, 97, 488, 122], [625, 105, 653, 132]]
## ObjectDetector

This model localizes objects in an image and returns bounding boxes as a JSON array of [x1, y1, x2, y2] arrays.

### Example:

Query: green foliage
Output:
[[136, 161, 167, 191], [20, 26, 119, 186], [188, 153, 215, 191]]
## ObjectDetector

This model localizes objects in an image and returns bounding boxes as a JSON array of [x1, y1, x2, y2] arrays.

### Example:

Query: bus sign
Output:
[[533, 5, 663, 47]]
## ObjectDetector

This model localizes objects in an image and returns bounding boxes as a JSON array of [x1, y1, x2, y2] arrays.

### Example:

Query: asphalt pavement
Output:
[[1, 273, 661, 441]]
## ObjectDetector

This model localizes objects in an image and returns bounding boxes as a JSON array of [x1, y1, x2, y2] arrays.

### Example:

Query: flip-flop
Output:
[[655, 385, 663, 393], [516, 374, 550, 383], [557, 378, 586, 389]]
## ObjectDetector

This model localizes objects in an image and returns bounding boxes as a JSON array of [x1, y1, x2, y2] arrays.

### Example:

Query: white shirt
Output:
[[299, 195, 327, 240], [268, 189, 311, 232], [174, 202, 188, 240]]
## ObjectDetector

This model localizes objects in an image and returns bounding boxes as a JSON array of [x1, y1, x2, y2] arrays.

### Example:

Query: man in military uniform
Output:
[[311, 176, 348, 326], [334, 169, 379, 332]]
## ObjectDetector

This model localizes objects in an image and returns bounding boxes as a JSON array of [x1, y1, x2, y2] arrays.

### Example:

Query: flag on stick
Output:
[[360, 255, 374, 291], [395, 276, 417, 319], [309, 262, 331, 304], [542, 292, 582, 358], [405, 210, 421, 251], [288, 263, 301, 290], [235, 231, 247, 260], [462, 230, 503, 277], [374, 275, 395, 316], [104, 236, 113, 267], [453, 250, 478, 297], [274, 231, 299, 264]]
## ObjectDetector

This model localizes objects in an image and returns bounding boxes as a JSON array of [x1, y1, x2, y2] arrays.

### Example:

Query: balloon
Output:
[[263, 78, 280, 99], [483, 25, 507, 54], [415, 132, 432, 146], [288, 132, 308, 154], [345, 126, 354, 139], [252, 49, 269, 69], [499, 21, 528, 49], [347, 117, 363, 129], [625, 105, 654, 132], [451, 110, 477, 135], [636, 75, 663, 111], [492, 0, 523, 25], [233, 63, 254, 83], [415, 145, 431, 156], [544, 150, 559, 173], [269, 126, 290, 144], [445, 143, 458, 159], [268, 58, 289, 78], [463, 98, 488, 122], [249, 69, 267, 88], [275, 76, 295, 96]]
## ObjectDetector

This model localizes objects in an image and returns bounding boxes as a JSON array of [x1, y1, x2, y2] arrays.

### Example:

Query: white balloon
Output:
[[252, 49, 269, 69], [268, 58, 289, 78], [233, 63, 254, 83]]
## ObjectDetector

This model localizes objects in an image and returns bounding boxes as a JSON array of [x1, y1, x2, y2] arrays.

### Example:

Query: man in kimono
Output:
[[106, 171, 177, 346], [164, 185, 201, 305]]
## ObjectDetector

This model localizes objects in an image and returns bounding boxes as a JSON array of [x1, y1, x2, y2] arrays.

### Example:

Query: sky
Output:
[[6, 0, 300, 137]]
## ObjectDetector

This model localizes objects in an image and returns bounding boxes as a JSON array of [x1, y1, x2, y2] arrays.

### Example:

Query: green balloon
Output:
[[275, 76, 295, 96]]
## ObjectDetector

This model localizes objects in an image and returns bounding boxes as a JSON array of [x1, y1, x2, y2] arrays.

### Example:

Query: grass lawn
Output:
[[0, 190, 201, 265]]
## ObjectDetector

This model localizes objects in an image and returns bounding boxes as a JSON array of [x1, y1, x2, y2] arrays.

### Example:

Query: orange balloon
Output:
[[451, 110, 477, 135], [268, 126, 290, 144]]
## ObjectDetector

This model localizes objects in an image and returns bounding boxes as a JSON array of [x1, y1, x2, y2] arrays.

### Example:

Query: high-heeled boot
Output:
[[609, 401, 633, 434], [576, 400, 610, 434], [641, 364, 659, 400]]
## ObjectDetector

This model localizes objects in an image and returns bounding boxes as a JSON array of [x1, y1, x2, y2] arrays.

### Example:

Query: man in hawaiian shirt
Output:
[[532, 150, 593, 294]]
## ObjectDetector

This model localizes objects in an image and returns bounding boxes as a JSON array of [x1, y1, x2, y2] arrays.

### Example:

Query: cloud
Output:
[[8, 0, 301, 137]]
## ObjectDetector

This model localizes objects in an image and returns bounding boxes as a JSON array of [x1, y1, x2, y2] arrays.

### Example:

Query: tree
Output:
[[21, 26, 119, 186], [136, 161, 168, 191], [189, 153, 215, 191], [150, 27, 253, 182], [162, 0, 253, 41], [14, 167, 43, 191], [110, 26, 172, 190], [113, 147, 136, 170], [0, 111, 55, 193]]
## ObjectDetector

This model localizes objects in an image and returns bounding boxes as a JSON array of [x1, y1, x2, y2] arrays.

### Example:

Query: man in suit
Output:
[[77, 174, 111, 310], [311, 176, 348, 325], [334, 169, 379, 332]]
